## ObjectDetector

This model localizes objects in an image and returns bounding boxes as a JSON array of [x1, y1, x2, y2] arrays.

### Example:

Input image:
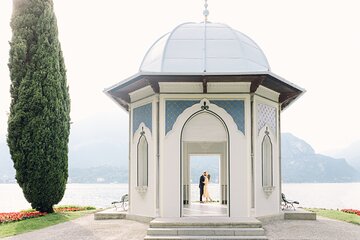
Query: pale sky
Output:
[[1, 0, 360, 154]]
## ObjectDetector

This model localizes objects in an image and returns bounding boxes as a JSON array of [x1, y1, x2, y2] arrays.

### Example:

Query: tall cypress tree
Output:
[[7, 0, 70, 213]]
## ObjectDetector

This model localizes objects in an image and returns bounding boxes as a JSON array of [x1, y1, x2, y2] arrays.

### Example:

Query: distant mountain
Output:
[[190, 156, 219, 184], [0, 111, 129, 183], [68, 112, 128, 169], [67, 112, 129, 183], [281, 133, 360, 183], [331, 140, 360, 172], [68, 166, 128, 183]]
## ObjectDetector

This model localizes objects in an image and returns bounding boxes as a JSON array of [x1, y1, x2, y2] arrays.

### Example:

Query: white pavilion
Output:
[[105, 7, 304, 224]]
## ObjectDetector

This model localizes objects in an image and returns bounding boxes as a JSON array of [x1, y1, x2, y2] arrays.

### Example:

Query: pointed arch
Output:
[[137, 133, 148, 187], [262, 133, 273, 187]]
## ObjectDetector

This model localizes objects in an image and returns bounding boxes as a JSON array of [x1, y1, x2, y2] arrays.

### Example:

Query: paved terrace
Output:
[[4, 214, 360, 240]]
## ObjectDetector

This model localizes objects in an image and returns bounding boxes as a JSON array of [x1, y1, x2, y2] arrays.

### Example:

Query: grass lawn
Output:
[[0, 210, 95, 238], [307, 208, 360, 225]]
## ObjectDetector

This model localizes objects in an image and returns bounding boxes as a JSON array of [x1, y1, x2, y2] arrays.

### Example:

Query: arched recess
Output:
[[257, 125, 277, 198], [181, 110, 229, 216], [161, 99, 248, 218], [137, 133, 148, 187], [261, 133, 273, 188], [133, 123, 153, 192]]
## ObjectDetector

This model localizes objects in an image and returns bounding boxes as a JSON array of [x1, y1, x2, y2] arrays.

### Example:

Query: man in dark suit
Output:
[[199, 171, 206, 203]]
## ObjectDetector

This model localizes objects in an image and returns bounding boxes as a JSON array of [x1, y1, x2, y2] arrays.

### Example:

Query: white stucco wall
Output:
[[129, 98, 158, 217], [253, 95, 281, 217]]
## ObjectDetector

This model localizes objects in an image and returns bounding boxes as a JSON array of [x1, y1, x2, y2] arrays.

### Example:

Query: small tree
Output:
[[7, 0, 70, 213]]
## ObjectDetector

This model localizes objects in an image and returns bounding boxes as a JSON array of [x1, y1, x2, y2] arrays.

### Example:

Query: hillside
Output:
[[190, 156, 220, 184], [281, 133, 360, 183], [331, 140, 360, 172], [0, 112, 129, 183]]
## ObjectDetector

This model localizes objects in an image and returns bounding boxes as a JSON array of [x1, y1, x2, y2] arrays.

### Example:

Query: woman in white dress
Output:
[[203, 172, 213, 202]]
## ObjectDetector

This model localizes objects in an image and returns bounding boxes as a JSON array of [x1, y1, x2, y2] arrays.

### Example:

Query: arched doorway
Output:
[[180, 111, 229, 217]]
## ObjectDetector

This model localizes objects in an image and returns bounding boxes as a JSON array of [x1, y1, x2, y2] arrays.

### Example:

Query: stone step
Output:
[[150, 217, 262, 229], [283, 209, 316, 220], [94, 209, 126, 220], [147, 227, 265, 236], [144, 235, 267, 240]]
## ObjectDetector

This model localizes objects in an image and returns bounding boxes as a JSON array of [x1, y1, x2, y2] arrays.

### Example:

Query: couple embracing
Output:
[[199, 171, 212, 203]]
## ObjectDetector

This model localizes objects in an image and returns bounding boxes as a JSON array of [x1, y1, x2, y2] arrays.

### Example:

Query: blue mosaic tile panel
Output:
[[257, 103, 276, 134], [165, 100, 199, 134], [133, 103, 152, 134], [211, 100, 245, 134]]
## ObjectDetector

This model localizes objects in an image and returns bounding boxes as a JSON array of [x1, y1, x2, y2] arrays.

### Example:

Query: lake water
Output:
[[1, 183, 360, 212], [0, 184, 128, 212]]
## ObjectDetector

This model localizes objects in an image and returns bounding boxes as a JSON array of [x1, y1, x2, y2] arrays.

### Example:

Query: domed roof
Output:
[[140, 22, 270, 73]]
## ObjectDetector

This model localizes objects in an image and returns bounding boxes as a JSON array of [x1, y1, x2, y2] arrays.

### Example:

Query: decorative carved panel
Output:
[[133, 103, 152, 134], [257, 103, 276, 135]]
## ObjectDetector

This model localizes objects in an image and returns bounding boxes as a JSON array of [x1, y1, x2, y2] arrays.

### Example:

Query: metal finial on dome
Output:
[[203, 0, 209, 22]]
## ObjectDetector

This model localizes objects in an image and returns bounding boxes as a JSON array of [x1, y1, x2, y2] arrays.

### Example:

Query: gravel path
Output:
[[3, 214, 360, 240], [263, 217, 360, 240]]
